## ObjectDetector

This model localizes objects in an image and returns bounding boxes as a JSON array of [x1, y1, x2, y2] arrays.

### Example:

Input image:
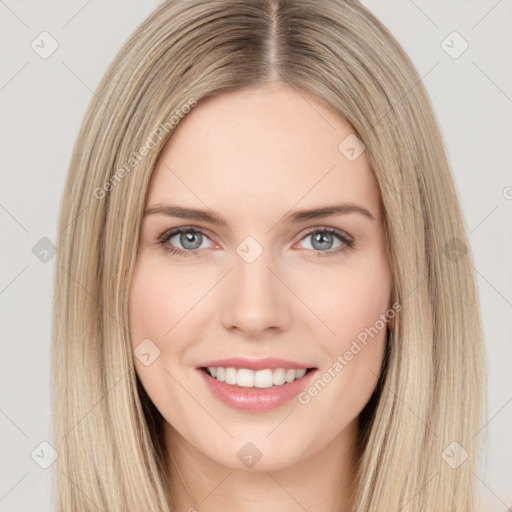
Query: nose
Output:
[[220, 249, 291, 337]]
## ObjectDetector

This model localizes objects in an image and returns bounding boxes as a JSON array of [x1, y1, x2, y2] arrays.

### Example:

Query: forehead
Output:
[[146, 85, 381, 223]]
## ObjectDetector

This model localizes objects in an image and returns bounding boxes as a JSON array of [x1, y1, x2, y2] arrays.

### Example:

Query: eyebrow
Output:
[[143, 203, 375, 226]]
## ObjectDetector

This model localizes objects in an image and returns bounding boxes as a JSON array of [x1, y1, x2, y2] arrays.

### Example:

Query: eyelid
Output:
[[158, 226, 218, 248], [158, 224, 354, 258], [158, 224, 351, 244], [299, 226, 354, 243]]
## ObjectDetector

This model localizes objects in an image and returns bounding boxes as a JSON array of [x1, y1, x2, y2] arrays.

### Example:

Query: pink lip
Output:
[[196, 367, 318, 412], [197, 357, 314, 371]]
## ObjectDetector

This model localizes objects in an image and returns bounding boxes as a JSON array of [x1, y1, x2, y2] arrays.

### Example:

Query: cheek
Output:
[[317, 257, 392, 344], [129, 265, 166, 348], [128, 258, 198, 417], [300, 255, 392, 413], [128, 257, 199, 348]]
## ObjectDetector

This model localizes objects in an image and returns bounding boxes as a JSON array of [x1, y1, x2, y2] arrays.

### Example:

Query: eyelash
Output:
[[157, 226, 355, 258]]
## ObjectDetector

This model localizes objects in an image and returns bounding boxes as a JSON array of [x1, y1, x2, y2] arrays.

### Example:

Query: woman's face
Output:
[[129, 83, 393, 471]]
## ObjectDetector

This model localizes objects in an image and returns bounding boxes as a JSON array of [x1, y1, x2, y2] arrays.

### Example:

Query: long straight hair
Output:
[[51, 0, 486, 510]]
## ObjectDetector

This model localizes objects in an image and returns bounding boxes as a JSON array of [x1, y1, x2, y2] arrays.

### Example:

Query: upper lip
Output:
[[197, 357, 316, 371]]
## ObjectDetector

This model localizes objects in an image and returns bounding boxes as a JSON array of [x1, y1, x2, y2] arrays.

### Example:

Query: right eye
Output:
[[158, 227, 216, 257]]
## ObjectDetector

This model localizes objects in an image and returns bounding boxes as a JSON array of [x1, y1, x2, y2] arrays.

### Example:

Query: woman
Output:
[[51, 0, 486, 510]]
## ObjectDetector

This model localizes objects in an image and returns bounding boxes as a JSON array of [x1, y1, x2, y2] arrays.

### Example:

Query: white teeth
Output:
[[285, 369, 296, 382], [206, 366, 310, 388], [237, 368, 255, 388], [273, 368, 286, 385], [225, 367, 237, 385], [216, 367, 225, 381], [295, 368, 307, 379], [254, 369, 273, 388]]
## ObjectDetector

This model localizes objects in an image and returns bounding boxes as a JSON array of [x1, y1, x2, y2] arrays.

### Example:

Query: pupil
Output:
[[313, 232, 332, 250], [181, 231, 201, 250]]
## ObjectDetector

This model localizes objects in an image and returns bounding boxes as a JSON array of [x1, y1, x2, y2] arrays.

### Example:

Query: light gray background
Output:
[[1, 1, 511, 510]]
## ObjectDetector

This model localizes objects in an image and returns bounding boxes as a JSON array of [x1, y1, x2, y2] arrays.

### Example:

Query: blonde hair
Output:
[[51, 0, 486, 510]]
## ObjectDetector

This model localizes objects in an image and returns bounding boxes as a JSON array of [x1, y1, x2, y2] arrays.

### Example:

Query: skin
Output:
[[129, 82, 393, 512]]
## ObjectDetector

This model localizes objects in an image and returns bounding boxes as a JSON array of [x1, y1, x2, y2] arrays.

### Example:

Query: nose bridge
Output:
[[220, 236, 290, 334]]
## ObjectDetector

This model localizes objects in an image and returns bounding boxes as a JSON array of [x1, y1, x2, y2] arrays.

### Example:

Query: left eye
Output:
[[296, 228, 352, 252]]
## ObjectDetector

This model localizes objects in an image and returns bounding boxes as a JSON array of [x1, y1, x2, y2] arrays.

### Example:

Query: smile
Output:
[[202, 366, 313, 388], [196, 360, 318, 412]]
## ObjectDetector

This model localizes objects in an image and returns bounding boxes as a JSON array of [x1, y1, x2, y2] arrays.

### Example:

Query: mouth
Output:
[[199, 366, 316, 388], [196, 363, 318, 412]]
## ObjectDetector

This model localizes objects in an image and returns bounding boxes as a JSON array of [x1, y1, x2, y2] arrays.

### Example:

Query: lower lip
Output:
[[197, 368, 317, 412]]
